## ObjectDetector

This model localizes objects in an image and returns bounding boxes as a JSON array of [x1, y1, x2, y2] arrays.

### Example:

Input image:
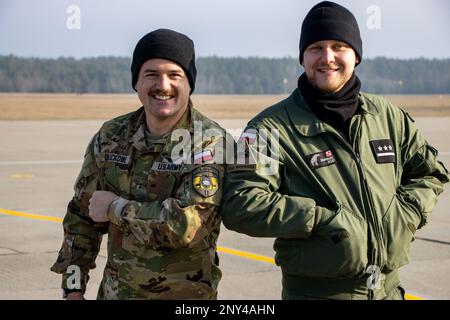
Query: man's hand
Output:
[[66, 291, 85, 300], [88, 191, 119, 222]]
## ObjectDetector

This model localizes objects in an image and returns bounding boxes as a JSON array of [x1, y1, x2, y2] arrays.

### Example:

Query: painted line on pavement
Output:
[[0, 207, 424, 300], [0, 208, 274, 263], [218, 246, 275, 265], [0, 208, 65, 222]]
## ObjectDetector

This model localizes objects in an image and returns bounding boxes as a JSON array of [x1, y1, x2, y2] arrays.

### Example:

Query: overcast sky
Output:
[[1, 0, 449, 59]]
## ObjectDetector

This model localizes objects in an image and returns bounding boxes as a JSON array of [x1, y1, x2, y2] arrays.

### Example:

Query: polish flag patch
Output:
[[238, 131, 257, 143], [194, 150, 214, 164]]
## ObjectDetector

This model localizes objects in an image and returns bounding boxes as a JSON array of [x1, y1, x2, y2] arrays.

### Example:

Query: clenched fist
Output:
[[88, 191, 119, 222]]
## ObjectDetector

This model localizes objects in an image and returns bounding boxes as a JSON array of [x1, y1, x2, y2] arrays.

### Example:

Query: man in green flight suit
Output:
[[51, 29, 226, 300], [221, 1, 449, 300]]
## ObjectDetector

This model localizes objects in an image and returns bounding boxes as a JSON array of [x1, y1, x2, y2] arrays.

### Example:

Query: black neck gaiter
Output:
[[298, 72, 361, 139]]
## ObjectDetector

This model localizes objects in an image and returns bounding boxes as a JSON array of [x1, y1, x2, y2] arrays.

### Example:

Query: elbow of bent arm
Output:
[[121, 198, 221, 249], [50, 232, 100, 292], [221, 207, 245, 232], [54, 234, 101, 268], [157, 201, 220, 248], [219, 193, 250, 232]]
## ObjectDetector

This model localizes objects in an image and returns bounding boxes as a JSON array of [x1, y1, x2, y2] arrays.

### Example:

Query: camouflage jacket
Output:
[[51, 101, 226, 299]]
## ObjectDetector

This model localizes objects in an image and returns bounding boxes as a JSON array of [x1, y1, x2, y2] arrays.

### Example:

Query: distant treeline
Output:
[[1, 55, 449, 94]]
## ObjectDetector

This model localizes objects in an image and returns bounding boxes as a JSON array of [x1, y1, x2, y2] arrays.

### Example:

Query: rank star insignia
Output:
[[370, 139, 396, 164], [192, 167, 219, 197]]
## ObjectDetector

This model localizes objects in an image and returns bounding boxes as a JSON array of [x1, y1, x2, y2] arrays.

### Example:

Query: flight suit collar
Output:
[[288, 89, 379, 137]]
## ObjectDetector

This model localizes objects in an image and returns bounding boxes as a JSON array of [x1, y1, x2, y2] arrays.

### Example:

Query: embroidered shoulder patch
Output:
[[151, 162, 183, 172], [193, 150, 214, 164], [238, 131, 257, 143], [192, 167, 219, 197], [370, 139, 396, 164], [307, 150, 336, 170]]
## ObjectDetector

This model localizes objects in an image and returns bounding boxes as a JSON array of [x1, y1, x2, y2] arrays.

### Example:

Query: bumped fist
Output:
[[88, 191, 119, 222]]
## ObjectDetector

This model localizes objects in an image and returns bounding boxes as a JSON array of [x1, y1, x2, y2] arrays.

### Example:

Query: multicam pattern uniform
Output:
[[51, 102, 225, 299]]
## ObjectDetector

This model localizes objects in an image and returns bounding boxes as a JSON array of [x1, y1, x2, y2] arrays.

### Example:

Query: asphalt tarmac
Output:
[[0, 117, 449, 300]]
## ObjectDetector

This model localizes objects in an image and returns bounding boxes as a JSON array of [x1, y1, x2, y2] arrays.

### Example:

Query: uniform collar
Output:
[[358, 93, 380, 116], [288, 89, 379, 137], [130, 99, 196, 153]]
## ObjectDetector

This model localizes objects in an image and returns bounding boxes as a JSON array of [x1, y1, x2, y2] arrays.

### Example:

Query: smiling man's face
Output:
[[135, 58, 190, 122], [302, 40, 358, 93]]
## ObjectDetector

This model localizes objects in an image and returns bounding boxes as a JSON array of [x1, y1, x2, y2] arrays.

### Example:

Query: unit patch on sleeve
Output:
[[370, 139, 396, 164], [192, 167, 219, 197], [307, 150, 336, 170]]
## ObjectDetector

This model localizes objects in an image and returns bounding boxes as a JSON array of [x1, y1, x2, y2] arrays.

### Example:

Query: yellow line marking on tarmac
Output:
[[405, 294, 423, 300], [0, 207, 424, 300], [9, 173, 34, 179], [0, 208, 63, 222], [218, 246, 276, 264]]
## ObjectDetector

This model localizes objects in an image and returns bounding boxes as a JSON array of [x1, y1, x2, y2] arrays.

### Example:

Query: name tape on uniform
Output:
[[151, 162, 183, 172], [104, 153, 130, 165]]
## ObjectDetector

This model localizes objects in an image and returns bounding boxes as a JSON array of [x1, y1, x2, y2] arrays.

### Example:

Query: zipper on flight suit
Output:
[[325, 115, 382, 300], [352, 115, 385, 300]]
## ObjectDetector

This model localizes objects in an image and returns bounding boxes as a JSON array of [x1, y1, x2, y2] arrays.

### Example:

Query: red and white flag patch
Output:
[[238, 131, 257, 143], [194, 150, 214, 164]]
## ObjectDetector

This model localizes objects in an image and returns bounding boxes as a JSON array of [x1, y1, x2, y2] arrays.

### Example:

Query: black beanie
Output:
[[131, 28, 197, 94], [299, 1, 362, 65]]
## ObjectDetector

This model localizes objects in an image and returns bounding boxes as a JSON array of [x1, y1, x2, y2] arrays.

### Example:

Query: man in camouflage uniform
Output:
[[51, 29, 226, 300]]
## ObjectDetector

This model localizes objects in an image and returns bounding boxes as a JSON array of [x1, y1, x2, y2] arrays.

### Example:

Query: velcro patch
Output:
[[104, 153, 130, 165], [194, 150, 214, 164], [307, 150, 336, 170], [238, 131, 257, 143], [151, 162, 183, 172], [192, 167, 219, 197], [370, 139, 396, 164], [227, 164, 256, 172]]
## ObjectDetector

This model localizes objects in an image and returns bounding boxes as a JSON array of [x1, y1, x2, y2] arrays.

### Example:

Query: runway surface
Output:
[[1, 117, 449, 299]]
